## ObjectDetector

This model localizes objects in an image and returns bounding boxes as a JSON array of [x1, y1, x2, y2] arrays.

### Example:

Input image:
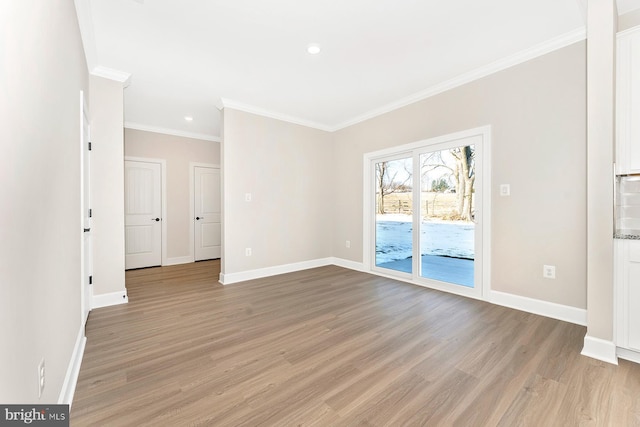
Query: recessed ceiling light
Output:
[[307, 44, 321, 55], [184, 116, 193, 121]]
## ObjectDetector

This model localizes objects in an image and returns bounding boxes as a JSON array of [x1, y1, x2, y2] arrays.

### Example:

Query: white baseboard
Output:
[[220, 258, 334, 285], [617, 347, 640, 364], [582, 335, 618, 365], [164, 255, 194, 266], [92, 291, 129, 309], [330, 257, 366, 272], [488, 290, 587, 326], [58, 325, 86, 406]]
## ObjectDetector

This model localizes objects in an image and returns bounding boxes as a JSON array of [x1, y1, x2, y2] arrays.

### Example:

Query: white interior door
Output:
[[194, 166, 221, 261], [80, 91, 92, 326], [125, 161, 162, 269]]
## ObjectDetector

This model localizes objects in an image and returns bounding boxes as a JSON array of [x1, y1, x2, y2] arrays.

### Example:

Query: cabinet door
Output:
[[618, 28, 640, 174], [628, 241, 640, 351]]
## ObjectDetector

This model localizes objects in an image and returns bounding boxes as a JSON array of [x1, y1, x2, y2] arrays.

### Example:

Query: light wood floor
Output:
[[71, 261, 640, 426]]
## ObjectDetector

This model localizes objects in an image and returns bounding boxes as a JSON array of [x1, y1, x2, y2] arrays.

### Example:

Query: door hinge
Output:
[[89, 275, 93, 285], [88, 141, 92, 151], [89, 208, 92, 218]]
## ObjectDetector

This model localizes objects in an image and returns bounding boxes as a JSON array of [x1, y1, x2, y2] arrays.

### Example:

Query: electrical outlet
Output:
[[345, 240, 350, 248], [543, 265, 556, 279], [38, 358, 45, 398], [245, 248, 252, 256]]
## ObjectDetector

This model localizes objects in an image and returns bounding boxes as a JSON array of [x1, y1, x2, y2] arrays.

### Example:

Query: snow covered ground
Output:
[[375, 214, 474, 264]]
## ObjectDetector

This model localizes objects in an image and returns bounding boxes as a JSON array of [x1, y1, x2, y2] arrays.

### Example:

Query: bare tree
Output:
[[450, 146, 475, 220], [375, 161, 412, 214]]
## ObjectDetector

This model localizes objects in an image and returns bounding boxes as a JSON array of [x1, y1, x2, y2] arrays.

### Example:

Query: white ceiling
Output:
[[76, 1, 631, 141]]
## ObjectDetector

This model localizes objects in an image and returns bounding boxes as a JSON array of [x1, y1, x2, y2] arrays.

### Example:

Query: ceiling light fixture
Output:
[[307, 44, 321, 55], [184, 116, 193, 121]]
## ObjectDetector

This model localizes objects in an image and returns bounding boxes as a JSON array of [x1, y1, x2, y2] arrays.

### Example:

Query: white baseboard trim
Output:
[[92, 291, 129, 309], [617, 347, 640, 364], [58, 325, 86, 406], [220, 258, 334, 285], [330, 257, 366, 272], [488, 290, 587, 326], [164, 255, 194, 266], [582, 335, 618, 365]]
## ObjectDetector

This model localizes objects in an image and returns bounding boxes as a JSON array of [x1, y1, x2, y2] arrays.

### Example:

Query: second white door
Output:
[[125, 160, 162, 269], [194, 166, 221, 261]]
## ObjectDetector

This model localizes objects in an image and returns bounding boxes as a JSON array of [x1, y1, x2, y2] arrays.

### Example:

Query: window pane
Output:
[[375, 157, 413, 274], [419, 146, 475, 287]]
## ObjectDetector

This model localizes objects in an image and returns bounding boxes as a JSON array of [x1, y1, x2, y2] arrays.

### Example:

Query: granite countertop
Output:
[[614, 229, 640, 239]]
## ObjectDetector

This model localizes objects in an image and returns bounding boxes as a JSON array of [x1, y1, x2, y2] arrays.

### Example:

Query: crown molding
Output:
[[124, 122, 221, 142], [218, 28, 586, 133], [91, 66, 132, 86], [332, 27, 587, 131], [74, 0, 98, 72], [219, 98, 334, 132]]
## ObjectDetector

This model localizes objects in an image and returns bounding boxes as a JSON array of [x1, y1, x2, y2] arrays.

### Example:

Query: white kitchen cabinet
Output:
[[617, 27, 640, 175], [616, 239, 640, 360]]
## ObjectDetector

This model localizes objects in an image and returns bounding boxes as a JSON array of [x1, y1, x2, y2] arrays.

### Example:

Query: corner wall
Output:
[[221, 109, 333, 281], [90, 76, 126, 301]]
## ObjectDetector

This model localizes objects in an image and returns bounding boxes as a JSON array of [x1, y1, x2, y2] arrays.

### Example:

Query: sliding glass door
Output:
[[419, 145, 475, 288], [374, 155, 414, 275], [369, 132, 486, 297]]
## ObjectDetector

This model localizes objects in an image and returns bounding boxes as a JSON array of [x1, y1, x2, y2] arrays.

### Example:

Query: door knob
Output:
[[196, 216, 203, 220], [152, 218, 160, 222]]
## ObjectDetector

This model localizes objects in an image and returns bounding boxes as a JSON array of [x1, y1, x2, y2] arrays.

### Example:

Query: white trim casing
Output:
[[219, 258, 334, 285], [218, 29, 585, 135], [335, 29, 585, 131], [582, 335, 618, 365], [92, 291, 129, 309], [125, 122, 221, 143], [489, 290, 587, 326], [57, 326, 87, 406], [91, 66, 132, 86], [618, 347, 640, 364], [220, 99, 334, 132], [331, 257, 366, 272]]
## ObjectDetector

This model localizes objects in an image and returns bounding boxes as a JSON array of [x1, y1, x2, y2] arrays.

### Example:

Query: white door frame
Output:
[[125, 156, 167, 266], [363, 125, 492, 300], [80, 90, 92, 326], [189, 162, 220, 262]]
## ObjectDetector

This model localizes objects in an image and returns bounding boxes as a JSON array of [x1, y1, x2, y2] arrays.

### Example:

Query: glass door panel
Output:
[[419, 145, 475, 287], [374, 157, 413, 274]]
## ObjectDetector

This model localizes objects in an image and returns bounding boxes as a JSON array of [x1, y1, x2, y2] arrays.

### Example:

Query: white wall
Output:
[[124, 128, 220, 262], [331, 42, 588, 310], [0, 0, 88, 402], [90, 76, 126, 298], [221, 109, 333, 278], [584, 0, 616, 349]]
